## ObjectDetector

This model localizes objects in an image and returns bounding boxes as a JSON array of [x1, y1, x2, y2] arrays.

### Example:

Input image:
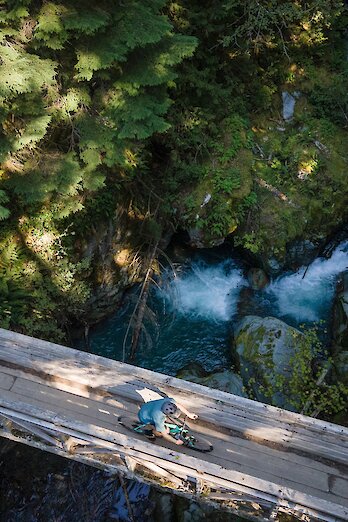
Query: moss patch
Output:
[[235, 88, 348, 260]]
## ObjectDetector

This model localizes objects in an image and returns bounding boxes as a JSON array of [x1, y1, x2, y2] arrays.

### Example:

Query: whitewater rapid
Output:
[[159, 259, 247, 322], [268, 241, 348, 323], [159, 241, 348, 325]]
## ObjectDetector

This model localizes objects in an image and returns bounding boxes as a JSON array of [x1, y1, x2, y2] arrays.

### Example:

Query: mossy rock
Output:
[[235, 315, 304, 373], [332, 271, 348, 353], [234, 315, 305, 406]]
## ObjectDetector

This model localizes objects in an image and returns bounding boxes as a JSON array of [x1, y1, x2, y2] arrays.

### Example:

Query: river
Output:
[[86, 239, 348, 372]]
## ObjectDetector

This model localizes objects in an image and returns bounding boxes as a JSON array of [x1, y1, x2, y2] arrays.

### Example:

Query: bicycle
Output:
[[119, 414, 213, 453]]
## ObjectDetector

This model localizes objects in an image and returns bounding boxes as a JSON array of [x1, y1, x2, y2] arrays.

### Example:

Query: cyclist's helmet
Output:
[[161, 400, 178, 416]]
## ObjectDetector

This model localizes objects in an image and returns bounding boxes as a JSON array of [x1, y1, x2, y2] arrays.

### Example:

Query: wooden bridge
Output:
[[0, 328, 347, 522]]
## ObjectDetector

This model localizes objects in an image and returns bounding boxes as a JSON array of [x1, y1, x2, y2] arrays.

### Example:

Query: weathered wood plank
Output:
[[190, 417, 348, 481], [0, 363, 136, 413], [0, 340, 341, 447], [1, 397, 347, 521], [9, 367, 348, 467], [8, 366, 347, 492], [1, 328, 347, 440], [194, 406, 348, 464], [0, 388, 124, 435], [0, 371, 15, 391], [11, 377, 131, 424], [2, 342, 348, 463], [1, 347, 348, 467], [2, 365, 346, 481], [329, 476, 348, 499], [8, 376, 337, 498]]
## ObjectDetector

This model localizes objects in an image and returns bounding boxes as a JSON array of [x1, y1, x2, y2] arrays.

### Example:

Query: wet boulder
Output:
[[177, 363, 246, 397], [234, 315, 305, 406], [285, 239, 318, 271], [334, 351, 348, 386], [332, 271, 348, 354], [264, 256, 283, 277], [188, 227, 225, 248], [247, 267, 270, 290]]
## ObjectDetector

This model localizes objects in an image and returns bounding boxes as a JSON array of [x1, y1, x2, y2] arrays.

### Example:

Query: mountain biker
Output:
[[138, 397, 198, 446]]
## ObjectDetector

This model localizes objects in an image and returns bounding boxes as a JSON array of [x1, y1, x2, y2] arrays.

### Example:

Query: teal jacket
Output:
[[138, 398, 176, 433]]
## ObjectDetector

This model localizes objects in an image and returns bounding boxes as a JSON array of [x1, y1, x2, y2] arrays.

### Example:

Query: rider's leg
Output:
[[141, 423, 156, 437]]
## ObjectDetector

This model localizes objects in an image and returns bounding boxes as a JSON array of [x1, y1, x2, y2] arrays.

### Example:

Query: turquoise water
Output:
[[85, 256, 245, 374], [85, 241, 348, 374]]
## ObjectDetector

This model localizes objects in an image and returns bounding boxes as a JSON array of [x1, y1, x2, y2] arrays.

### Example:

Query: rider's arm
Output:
[[153, 410, 184, 446], [176, 402, 198, 420]]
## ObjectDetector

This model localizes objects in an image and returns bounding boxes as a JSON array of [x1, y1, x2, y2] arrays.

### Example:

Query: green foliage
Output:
[[237, 191, 258, 220], [109, 90, 172, 140], [308, 70, 348, 126], [222, 0, 343, 53], [0, 190, 10, 220], [234, 232, 263, 254], [0, 0, 347, 346], [213, 116, 252, 162], [213, 167, 241, 194], [0, 277, 32, 330], [0, 239, 32, 330], [257, 327, 348, 417], [0, 42, 56, 99], [35, 3, 68, 50], [0, 0, 197, 339]]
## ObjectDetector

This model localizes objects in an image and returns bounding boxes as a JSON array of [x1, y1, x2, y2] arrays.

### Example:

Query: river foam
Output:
[[159, 259, 246, 322], [267, 241, 348, 323]]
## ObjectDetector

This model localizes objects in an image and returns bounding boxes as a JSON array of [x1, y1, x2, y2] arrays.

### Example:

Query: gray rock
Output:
[[188, 227, 225, 248], [265, 256, 283, 276], [282, 91, 297, 120], [177, 364, 246, 397], [188, 227, 206, 248], [285, 239, 318, 270], [262, 238, 320, 276]]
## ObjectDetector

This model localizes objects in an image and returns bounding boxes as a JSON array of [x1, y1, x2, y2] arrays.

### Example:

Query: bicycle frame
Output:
[[133, 415, 195, 444]]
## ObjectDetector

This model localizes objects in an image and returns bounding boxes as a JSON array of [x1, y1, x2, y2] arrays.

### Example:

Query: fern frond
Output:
[[0, 189, 10, 220], [0, 43, 56, 99], [115, 35, 197, 90], [63, 7, 110, 35], [11, 114, 52, 152], [34, 3, 68, 50]]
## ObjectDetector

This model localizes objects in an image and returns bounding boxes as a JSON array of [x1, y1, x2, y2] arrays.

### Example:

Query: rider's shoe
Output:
[[141, 426, 156, 439]]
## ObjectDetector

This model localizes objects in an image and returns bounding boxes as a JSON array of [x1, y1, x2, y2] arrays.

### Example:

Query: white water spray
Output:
[[268, 241, 348, 322], [158, 241, 348, 325], [159, 260, 247, 322]]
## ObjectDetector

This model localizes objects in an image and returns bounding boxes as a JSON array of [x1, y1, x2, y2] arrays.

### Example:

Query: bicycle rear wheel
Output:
[[119, 416, 155, 440]]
